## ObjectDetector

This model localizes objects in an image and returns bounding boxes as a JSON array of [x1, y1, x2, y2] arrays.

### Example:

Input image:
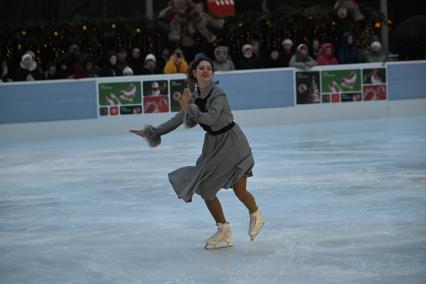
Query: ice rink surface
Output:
[[1, 115, 426, 284]]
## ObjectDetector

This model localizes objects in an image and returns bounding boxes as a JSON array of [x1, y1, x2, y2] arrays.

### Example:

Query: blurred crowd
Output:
[[1, 32, 388, 83]]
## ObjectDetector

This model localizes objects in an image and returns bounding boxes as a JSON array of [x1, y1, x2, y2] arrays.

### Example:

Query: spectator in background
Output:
[[1, 58, 12, 82], [337, 32, 365, 64], [163, 47, 189, 74], [141, 53, 162, 75], [250, 40, 267, 68], [280, 38, 294, 67], [14, 52, 44, 81], [85, 57, 100, 77], [236, 44, 262, 70], [57, 44, 88, 79], [267, 49, 283, 68], [157, 47, 170, 72], [116, 49, 128, 75], [289, 43, 317, 70], [128, 47, 144, 75], [100, 52, 121, 77], [309, 38, 321, 59], [45, 63, 60, 80], [366, 40, 386, 63], [213, 46, 235, 71], [316, 43, 339, 65]]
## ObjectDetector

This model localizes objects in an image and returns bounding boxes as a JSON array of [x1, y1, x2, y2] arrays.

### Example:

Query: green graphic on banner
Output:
[[170, 79, 186, 112], [98, 82, 142, 106], [321, 69, 361, 93]]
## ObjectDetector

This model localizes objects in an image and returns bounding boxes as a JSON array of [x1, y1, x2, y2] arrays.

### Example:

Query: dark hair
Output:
[[186, 56, 215, 89]]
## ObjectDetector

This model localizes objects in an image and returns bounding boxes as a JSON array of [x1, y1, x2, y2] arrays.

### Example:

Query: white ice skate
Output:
[[205, 223, 232, 249], [249, 209, 265, 241]]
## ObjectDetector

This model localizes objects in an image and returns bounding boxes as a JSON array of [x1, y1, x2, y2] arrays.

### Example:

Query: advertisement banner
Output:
[[142, 80, 169, 113], [169, 79, 186, 112], [296, 66, 387, 105], [295, 71, 320, 104], [98, 81, 142, 116]]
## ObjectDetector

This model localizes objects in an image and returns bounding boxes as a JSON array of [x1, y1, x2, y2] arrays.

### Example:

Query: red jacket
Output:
[[316, 43, 339, 66]]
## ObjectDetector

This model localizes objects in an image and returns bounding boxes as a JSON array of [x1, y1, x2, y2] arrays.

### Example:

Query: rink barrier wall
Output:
[[0, 61, 425, 143]]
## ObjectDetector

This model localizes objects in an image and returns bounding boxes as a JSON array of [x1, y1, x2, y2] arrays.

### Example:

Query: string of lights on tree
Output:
[[0, 5, 387, 66]]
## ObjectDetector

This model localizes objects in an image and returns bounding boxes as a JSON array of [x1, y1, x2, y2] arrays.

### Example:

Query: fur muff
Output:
[[144, 124, 161, 147], [184, 112, 198, 128]]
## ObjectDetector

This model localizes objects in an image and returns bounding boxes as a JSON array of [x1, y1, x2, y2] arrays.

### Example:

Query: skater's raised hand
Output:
[[179, 87, 192, 112], [129, 129, 146, 137]]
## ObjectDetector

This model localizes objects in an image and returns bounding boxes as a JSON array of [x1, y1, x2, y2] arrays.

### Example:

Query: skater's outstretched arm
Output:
[[129, 110, 185, 148], [155, 110, 185, 135]]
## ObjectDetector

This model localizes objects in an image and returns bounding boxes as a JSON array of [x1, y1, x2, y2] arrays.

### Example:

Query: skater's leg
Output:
[[234, 176, 264, 240], [204, 196, 227, 224], [233, 176, 258, 214]]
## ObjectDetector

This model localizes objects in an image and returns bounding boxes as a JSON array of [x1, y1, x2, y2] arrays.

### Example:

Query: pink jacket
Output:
[[316, 43, 339, 65]]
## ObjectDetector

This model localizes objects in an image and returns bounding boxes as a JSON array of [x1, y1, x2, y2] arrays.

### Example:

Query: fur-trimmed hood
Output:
[[20, 54, 37, 71]]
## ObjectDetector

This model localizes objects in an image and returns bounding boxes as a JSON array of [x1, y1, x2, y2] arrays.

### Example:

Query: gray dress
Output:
[[154, 83, 254, 202]]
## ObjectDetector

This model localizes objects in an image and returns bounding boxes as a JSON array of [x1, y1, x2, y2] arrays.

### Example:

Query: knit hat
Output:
[[145, 53, 156, 62], [122, 66, 134, 76], [242, 44, 252, 52], [297, 44, 308, 51], [214, 46, 227, 55], [281, 38, 293, 46], [370, 41, 382, 50]]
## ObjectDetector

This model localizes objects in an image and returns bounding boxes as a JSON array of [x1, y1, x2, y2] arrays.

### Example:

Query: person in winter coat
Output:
[[128, 48, 145, 75], [84, 57, 101, 78], [366, 41, 387, 63], [57, 44, 88, 79], [289, 44, 317, 70], [100, 53, 122, 77], [213, 46, 235, 71], [141, 53, 162, 75], [309, 38, 321, 59], [337, 32, 365, 64], [280, 38, 294, 67], [163, 48, 189, 74], [1, 58, 13, 82], [130, 57, 264, 249], [316, 43, 339, 65], [236, 44, 262, 70], [14, 52, 44, 81]]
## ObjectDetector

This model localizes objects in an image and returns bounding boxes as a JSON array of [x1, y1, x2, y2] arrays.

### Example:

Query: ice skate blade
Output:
[[204, 242, 233, 250], [250, 220, 265, 241]]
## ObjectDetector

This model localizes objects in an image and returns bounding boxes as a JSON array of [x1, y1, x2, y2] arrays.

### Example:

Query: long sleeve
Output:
[[178, 60, 189, 73], [289, 55, 308, 69], [155, 110, 185, 135], [186, 94, 226, 126], [306, 56, 317, 67], [163, 58, 177, 74]]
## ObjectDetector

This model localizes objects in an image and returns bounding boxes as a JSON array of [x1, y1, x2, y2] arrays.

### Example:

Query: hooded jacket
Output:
[[14, 54, 44, 81], [289, 44, 317, 69], [316, 43, 339, 65], [337, 32, 364, 64], [213, 46, 235, 71]]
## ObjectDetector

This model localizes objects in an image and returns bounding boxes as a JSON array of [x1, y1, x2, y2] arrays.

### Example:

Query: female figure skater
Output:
[[130, 57, 264, 249]]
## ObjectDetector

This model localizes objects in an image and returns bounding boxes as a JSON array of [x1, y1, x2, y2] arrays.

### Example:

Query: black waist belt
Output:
[[199, 121, 235, 136]]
